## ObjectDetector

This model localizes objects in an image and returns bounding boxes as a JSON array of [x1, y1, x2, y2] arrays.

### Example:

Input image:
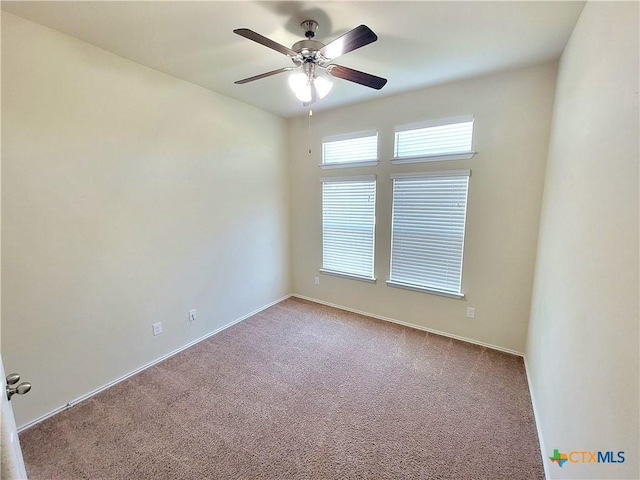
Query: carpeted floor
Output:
[[20, 297, 544, 479]]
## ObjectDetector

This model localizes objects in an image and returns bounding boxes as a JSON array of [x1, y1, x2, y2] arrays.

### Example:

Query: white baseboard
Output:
[[19, 293, 530, 436], [524, 356, 549, 480], [291, 294, 524, 357], [17, 294, 292, 432]]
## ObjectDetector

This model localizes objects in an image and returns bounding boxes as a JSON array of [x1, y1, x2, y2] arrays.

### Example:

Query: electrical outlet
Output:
[[314, 277, 320, 285], [466, 307, 476, 319], [152, 322, 163, 336], [189, 309, 197, 322]]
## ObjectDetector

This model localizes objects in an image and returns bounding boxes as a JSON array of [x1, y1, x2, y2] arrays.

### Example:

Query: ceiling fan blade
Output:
[[235, 67, 295, 84], [319, 25, 378, 59], [233, 28, 299, 58], [326, 65, 387, 90]]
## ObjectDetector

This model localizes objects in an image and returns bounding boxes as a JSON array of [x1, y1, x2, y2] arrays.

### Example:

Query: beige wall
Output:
[[1, 13, 290, 427], [289, 63, 557, 353], [526, 2, 639, 479]]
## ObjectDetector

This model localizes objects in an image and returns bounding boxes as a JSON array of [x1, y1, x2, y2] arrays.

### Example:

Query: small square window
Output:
[[322, 131, 378, 168], [393, 116, 474, 163]]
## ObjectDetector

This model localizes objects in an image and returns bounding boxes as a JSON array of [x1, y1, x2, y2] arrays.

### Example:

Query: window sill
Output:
[[391, 151, 475, 164], [320, 269, 376, 283], [386, 280, 464, 299], [320, 160, 379, 169]]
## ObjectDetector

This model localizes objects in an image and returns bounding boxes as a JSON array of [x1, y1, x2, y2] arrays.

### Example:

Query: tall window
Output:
[[321, 176, 376, 281], [322, 131, 378, 168], [392, 115, 475, 163], [388, 170, 470, 298]]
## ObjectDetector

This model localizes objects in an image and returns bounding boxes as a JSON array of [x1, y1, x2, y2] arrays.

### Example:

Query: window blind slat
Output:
[[322, 179, 376, 279], [390, 174, 469, 296]]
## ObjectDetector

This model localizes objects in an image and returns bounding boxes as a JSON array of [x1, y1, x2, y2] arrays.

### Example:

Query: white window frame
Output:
[[391, 115, 475, 164], [387, 170, 470, 298], [321, 130, 379, 169], [320, 175, 377, 282]]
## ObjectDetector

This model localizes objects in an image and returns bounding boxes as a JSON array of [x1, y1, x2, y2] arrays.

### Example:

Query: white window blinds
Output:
[[394, 116, 474, 162], [322, 131, 378, 166], [388, 171, 470, 297], [321, 176, 376, 280]]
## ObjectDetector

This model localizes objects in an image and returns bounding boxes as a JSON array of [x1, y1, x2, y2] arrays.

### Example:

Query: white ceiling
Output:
[[1, 1, 585, 118]]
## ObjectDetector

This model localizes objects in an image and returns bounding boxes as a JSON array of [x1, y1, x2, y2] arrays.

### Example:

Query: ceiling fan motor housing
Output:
[[291, 39, 329, 66]]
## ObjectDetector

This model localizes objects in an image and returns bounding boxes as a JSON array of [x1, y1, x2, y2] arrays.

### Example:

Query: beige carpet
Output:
[[20, 297, 544, 479]]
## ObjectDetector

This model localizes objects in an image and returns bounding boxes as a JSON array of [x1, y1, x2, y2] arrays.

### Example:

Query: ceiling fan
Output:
[[233, 20, 387, 105]]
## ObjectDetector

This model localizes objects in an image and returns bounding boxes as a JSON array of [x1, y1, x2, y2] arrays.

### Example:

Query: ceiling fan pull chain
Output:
[[308, 109, 313, 155]]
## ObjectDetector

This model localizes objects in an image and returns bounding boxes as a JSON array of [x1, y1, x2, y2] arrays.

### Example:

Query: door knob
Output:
[[6, 373, 31, 401]]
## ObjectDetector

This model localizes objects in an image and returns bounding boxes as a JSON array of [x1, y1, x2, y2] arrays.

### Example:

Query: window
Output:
[[392, 115, 475, 164], [388, 170, 470, 298], [321, 175, 376, 281], [322, 130, 378, 168]]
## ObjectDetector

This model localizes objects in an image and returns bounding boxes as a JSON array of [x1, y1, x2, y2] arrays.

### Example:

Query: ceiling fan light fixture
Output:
[[314, 76, 334, 98], [288, 73, 310, 101], [288, 73, 333, 103]]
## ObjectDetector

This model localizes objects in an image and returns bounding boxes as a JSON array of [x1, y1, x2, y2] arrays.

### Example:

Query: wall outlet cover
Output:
[[314, 277, 320, 285], [152, 322, 163, 336], [466, 307, 476, 319]]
